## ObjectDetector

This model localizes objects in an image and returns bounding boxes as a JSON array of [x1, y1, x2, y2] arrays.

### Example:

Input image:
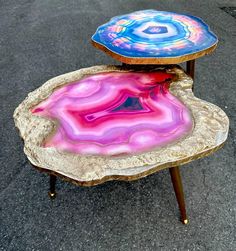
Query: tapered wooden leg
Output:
[[48, 174, 57, 199], [186, 59, 195, 79], [186, 60, 195, 92], [169, 166, 188, 224]]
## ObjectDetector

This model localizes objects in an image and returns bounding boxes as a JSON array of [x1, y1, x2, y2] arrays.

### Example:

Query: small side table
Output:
[[92, 10, 218, 81]]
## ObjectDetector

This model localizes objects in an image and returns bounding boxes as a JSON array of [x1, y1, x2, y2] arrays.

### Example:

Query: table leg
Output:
[[48, 174, 57, 199], [186, 60, 195, 92], [169, 166, 188, 224], [186, 59, 195, 79]]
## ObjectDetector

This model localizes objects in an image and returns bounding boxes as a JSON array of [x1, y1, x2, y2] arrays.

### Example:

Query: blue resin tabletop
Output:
[[91, 10, 218, 64]]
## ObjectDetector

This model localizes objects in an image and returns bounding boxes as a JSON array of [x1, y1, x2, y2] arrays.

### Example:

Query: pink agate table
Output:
[[14, 10, 228, 225], [14, 65, 228, 224]]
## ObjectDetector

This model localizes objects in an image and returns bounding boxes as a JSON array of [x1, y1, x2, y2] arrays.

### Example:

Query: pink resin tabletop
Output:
[[14, 65, 229, 184], [32, 70, 193, 156]]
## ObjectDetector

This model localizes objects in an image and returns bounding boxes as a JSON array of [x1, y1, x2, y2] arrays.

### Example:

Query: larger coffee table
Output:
[[14, 65, 229, 224]]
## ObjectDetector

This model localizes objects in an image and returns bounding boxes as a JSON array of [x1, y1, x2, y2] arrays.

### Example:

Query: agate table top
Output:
[[31, 69, 193, 156], [91, 10, 218, 64], [14, 65, 228, 185]]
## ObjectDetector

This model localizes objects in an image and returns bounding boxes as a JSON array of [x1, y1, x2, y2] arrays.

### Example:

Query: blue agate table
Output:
[[92, 10, 218, 79]]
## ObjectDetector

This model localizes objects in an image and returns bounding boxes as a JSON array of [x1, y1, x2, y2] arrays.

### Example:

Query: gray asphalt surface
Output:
[[0, 0, 235, 250]]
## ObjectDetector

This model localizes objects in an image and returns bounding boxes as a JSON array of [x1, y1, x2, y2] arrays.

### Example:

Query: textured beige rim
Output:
[[32, 143, 225, 187]]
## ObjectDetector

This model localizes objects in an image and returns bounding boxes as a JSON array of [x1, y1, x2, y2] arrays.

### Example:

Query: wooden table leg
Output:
[[186, 60, 195, 92], [48, 174, 57, 199], [169, 166, 188, 224], [186, 59, 195, 79]]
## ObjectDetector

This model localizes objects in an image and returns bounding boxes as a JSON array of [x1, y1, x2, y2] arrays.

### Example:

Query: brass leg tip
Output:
[[183, 219, 188, 225], [48, 192, 56, 199]]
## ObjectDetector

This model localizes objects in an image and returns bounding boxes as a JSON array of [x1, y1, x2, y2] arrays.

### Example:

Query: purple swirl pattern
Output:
[[92, 10, 218, 58], [32, 71, 193, 156]]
